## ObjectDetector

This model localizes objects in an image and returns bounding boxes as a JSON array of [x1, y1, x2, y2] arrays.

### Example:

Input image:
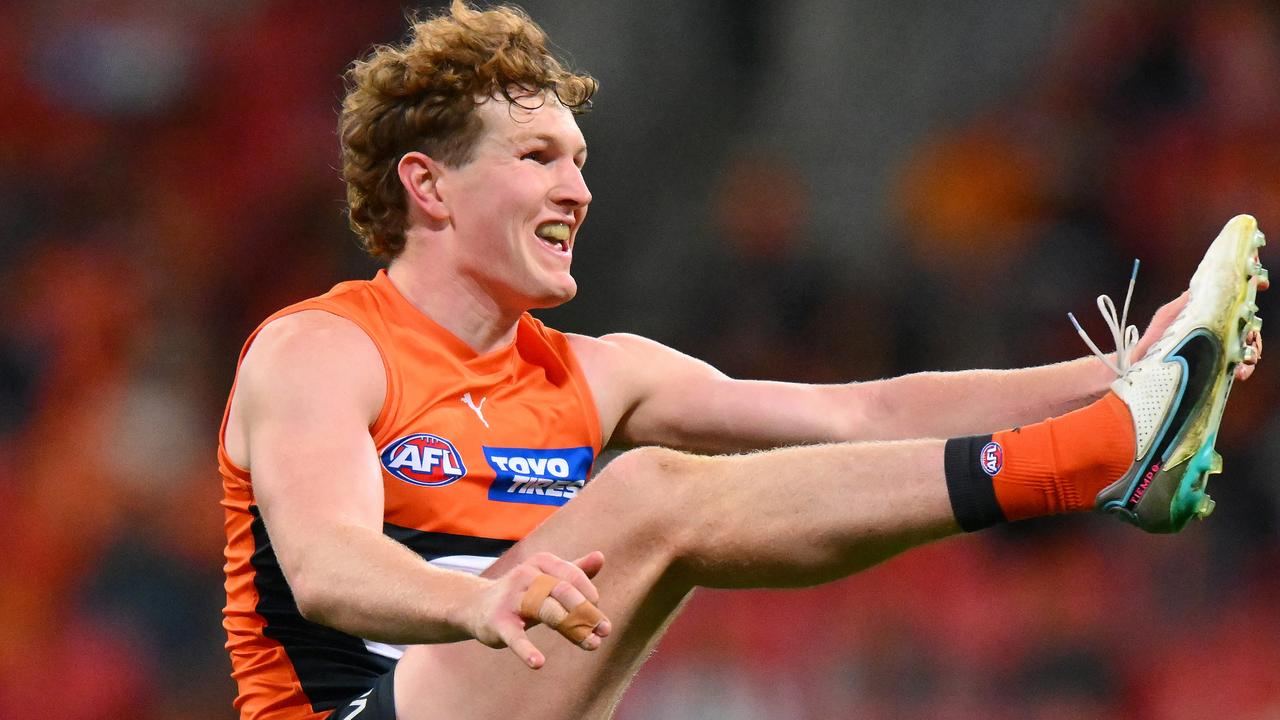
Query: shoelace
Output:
[[1068, 259, 1141, 379]]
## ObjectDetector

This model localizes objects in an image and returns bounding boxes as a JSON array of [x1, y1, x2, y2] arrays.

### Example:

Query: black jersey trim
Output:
[[383, 523, 517, 560], [247, 508, 516, 712], [248, 506, 394, 712]]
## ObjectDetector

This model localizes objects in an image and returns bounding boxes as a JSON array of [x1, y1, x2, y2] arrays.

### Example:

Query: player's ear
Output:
[[398, 152, 449, 221]]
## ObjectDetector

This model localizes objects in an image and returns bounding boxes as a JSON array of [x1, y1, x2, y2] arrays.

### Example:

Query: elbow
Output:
[[292, 587, 326, 625], [286, 566, 340, 627], [835, 381, 891, 442], [273, 522, 379, 632], [288, 572, 323, 621]]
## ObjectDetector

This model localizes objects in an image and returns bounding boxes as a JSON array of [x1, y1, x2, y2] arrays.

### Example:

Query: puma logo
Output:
[[461, 393, 490, 429]]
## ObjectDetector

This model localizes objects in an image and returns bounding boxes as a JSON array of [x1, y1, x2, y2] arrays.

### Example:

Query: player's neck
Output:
[[386, 259, 521, 355]]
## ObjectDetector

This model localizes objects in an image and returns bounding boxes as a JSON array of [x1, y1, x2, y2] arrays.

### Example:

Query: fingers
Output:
[[531, 551, 601, 605], [1235, 329, 1263, 381], [546, 578, 591, 623], [531, 582, 608, 650], [1151, 294, 1188, 331], [518, 573, 561, 621], [518, 574, 610, 650], [1132, 293, 1191, 362], [497, 552, 612, 668], [1158, 292, 1190, 319], [557, 598, 609, 650], [573, 550, 606, 580], [546, 579, 608, 647], [496, 617, 545, 669]]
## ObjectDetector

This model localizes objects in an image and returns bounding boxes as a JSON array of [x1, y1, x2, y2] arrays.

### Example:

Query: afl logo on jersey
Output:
[[380, 433, 468, 487]]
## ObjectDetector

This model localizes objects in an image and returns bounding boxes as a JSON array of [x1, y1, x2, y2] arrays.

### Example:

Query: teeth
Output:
[[536, 223, 571, 244]]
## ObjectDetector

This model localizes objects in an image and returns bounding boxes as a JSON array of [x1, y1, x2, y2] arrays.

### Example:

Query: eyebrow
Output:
[[514, 132, 588, 160]]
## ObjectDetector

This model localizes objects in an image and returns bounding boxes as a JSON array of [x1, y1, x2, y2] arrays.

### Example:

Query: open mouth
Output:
[[535, 222, 572, 253]]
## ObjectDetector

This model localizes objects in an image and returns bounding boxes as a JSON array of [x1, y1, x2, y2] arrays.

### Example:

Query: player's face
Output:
[[438, 93, 591, 310]]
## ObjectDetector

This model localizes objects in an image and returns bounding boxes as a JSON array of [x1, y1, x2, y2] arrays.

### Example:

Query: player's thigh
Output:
[[393, 585, 690, 720], [392, 452, 700, 720]]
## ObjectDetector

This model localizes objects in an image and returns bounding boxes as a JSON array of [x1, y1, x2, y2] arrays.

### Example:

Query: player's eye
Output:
[[521, 150, 548, 163]]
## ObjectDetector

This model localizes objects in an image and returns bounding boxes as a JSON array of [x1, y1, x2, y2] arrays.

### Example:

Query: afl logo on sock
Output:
[[980, 441, 1004, 476], [380, 433, 467, 487]]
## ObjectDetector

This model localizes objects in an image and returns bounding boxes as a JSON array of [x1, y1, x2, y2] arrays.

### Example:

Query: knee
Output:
[[604, 446, 699, 481], [581, 446, 703, 545], [591, 446, 702, 499]]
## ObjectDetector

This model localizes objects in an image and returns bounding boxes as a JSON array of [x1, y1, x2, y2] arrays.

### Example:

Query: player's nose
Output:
[[552, 163, 591, 209]]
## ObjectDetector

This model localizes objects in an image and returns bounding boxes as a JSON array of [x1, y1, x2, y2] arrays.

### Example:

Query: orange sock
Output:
[[944, 392, 1136, 530]]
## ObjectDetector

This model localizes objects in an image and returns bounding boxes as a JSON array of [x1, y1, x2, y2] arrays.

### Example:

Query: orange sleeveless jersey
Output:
[[220, 270, 602, 719]]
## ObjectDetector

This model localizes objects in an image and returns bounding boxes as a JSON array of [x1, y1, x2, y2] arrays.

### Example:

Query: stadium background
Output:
[[2, 0, 1279, 717]]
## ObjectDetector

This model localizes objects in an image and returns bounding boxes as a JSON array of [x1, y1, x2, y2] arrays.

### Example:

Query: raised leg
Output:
[[395, 439, 957, 719]]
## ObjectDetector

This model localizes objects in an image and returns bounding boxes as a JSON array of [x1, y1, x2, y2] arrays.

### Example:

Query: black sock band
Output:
[[944, 435, 1007, 532]]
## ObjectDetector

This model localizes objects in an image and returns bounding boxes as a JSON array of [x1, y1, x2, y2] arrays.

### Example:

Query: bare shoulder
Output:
[[566, 332, 659, 371], [565, 332, 724, 445], [241, 310, 384, 403], [566, 332, 701, 387], [225, 310, 386, 467]]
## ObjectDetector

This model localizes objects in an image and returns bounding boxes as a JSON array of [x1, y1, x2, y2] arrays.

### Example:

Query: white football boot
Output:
[[1071, 215, 1267, 533]]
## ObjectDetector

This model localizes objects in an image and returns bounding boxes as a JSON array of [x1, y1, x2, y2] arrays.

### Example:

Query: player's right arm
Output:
[[227, 310, 608, 668]]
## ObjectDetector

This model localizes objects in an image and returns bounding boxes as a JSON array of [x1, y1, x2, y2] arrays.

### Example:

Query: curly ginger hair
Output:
[[339, 1, 597, 259]]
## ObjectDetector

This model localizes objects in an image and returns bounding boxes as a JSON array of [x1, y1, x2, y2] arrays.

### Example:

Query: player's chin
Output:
[[530, 278, 578, 308]]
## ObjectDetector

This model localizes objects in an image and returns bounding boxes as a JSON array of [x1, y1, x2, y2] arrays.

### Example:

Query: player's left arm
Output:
[[572, 332, 1100, 453], [570, 295, 1263, 453]]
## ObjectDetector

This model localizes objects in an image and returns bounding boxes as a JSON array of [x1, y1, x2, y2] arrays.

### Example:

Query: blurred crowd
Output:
[[1, 1, 1277, 718]]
